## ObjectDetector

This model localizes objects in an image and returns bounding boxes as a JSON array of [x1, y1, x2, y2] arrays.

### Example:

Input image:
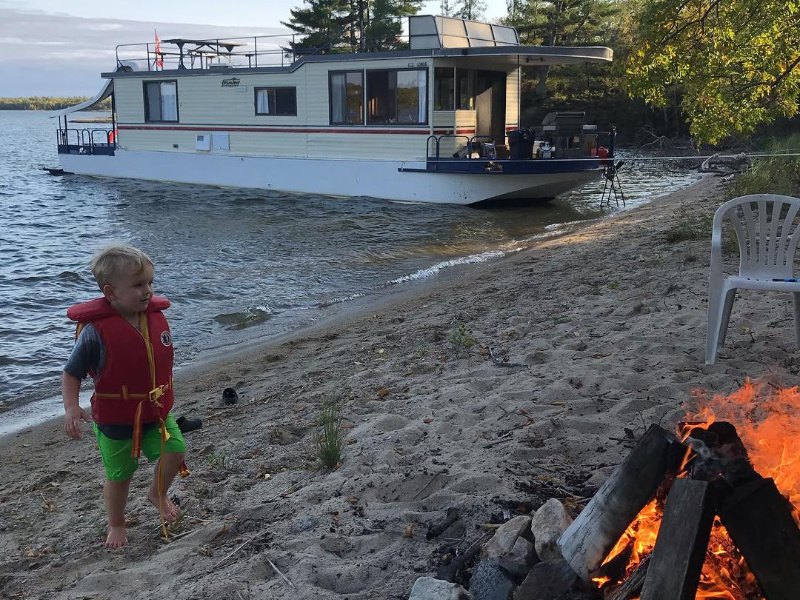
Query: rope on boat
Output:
[[619, 152, 800, 162]]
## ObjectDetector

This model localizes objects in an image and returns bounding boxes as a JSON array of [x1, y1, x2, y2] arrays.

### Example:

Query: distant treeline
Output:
[[0, 97, 112, 111]]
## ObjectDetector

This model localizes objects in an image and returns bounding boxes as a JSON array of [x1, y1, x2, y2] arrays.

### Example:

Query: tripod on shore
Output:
[[600, 160, 626, 207]]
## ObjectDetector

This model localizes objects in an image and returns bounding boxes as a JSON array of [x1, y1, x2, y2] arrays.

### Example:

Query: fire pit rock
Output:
[[468, 558, 515, 600], [484, 516, 532, 558], [513, 558, 595, 600], [409, 576, 473, 600], [531, 498, 573, 561]]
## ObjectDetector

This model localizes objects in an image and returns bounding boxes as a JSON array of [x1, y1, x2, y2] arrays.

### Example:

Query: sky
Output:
[[0, 0, 509, 97]]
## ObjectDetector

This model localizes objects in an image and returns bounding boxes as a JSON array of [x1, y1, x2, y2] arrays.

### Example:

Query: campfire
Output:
[[557, 379, 800, 600]]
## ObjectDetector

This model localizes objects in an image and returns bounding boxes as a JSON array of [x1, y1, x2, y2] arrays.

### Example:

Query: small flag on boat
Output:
[[155, 30, 163, 68]]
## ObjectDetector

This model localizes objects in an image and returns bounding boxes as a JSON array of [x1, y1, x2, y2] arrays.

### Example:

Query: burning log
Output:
[[682, 421, 759, 488], [606, 556, 649, 600], [719, 476, 800, 600], [558, 425, 686, 581], [640, 479, 716, 600]]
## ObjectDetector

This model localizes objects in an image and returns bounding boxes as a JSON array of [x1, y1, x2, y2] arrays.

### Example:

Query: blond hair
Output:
[[90, 244, 153, 289]]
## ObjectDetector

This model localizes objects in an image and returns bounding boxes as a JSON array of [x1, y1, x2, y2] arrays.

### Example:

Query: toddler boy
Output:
[[63, 244, 187, 548]]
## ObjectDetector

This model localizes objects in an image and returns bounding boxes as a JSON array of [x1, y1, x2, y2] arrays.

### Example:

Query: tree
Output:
[[625, 0, 800, 143], [282, 0, 351, 52], [283, 0, 422, 53], [504, 0, 620, 97], [440, 0, 459, 16], [448, 0, 487, 20]]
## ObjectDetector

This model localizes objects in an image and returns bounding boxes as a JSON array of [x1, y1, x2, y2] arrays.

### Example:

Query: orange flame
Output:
[[596, 378, 800, 599], [687, 379, 800, 515]]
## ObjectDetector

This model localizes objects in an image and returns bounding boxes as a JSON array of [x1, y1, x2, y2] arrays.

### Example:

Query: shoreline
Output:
[[7, 174, 796, 600], [0, 197, 620, 435]]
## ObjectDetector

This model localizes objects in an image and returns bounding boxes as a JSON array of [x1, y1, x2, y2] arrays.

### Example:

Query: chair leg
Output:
[[794, 293, 800, 350], [706, 282, 727, 364], [718, 287, 737, 347]]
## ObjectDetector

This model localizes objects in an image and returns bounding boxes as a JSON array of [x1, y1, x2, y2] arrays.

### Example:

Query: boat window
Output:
[[144, 80, 178, 122], [456, 69, 474, 110], [434, 67, 455, 111], [255, 87, 297, 116], [366, 69, 428, 125], [367, 71, 396, 124], [330, 71, 364, 125]]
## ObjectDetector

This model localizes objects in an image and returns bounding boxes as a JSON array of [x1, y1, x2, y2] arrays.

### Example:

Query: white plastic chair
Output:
[[706, 194, 800, 364]]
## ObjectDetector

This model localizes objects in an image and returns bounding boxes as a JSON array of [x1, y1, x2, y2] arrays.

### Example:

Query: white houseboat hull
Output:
[[59, 150, 602, 205]]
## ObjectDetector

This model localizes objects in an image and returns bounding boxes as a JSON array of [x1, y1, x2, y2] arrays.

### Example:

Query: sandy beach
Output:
[[2, 175, 796, 600]]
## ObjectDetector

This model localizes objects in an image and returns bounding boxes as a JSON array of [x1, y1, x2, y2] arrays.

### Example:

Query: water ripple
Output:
[[0, 110, 701, 403]]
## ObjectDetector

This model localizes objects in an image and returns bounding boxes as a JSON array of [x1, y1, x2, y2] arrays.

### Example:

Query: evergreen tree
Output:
[[504, 0, 619, 98], [284, 0, 422, 53], [453, 0, 487, 20], [440, 0, 459, 16], [282, 0, 351, 52]]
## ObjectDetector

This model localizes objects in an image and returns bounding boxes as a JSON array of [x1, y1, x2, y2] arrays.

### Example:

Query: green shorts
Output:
[[94, 413, 187, 481]]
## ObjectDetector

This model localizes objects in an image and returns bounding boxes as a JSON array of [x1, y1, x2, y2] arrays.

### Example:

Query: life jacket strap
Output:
[[129, 382, 173, 458], [95, 381, 171, 401]]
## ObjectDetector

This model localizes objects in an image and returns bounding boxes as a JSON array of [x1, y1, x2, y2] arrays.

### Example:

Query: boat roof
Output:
[[102, 44, 612, 79]]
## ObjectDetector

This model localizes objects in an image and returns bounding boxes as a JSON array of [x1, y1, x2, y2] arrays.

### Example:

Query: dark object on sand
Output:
[[426, 507, 460, 540], [222, 387, 239, 405], [176, 415, 203, 433]]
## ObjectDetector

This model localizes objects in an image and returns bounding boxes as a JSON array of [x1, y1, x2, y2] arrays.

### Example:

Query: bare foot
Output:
[[106, 526, 128, 548], [148, 491, 180, 522]]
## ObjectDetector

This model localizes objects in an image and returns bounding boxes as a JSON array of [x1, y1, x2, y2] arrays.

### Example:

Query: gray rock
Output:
[[513, 558, 589, 600], [484, 516, 532, 558], [530, 499, 573, 561], [468, 558, 514, 600], [409, 576, 473, 600], [497, 537, 536, 581], [289, 516, 319, 533]]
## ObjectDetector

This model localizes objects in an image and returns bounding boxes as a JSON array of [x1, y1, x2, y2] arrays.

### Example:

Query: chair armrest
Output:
[[709, 216, 725, 283]]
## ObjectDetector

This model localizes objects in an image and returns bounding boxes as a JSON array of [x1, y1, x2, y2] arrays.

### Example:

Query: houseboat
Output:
[[53, 15, 615, 205]]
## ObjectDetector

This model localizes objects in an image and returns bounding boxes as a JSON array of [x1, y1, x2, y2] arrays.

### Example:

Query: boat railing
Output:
[[114, 29, 415, 73], [426, 128, 616, 161], [56, 128, 116, 156], [116, 33, 298, 72]]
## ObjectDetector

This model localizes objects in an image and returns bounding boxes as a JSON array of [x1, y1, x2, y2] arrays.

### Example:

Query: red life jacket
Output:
[[67, 296, 174, 455]]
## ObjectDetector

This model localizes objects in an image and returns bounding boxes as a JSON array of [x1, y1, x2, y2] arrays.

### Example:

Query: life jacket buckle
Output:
[[148, 385, 165, 403]]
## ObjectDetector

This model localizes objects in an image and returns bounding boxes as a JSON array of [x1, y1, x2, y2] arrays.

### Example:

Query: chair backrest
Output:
[[715, 194, 800, 279]]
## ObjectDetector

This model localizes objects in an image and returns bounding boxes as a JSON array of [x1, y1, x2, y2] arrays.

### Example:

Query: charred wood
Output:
[[719, 476, 800, 600], [640, 479, 715, 600], [558, 425, 685, 581], [683, 421, 758, 488], [426, 507, 460, 541], [606, 556, 650, 600]]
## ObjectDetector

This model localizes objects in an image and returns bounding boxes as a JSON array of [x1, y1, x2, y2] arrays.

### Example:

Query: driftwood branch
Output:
[[212, 532, 267, 570], [265, 554, 295, 587]]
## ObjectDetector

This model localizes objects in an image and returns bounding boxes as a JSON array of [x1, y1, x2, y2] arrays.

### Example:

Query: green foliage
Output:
[[625, 0, 800, 143], [665, 204, 713, 243], [0, 97, 112, 111], [283, 0, 422, 53], [506, 0, 619, 47], [729, 134, 800, 198], [449, 323, 475, 357], [206, 451, 228, 470], [315, 394, 344, 470], [452, 0, 487, 20]]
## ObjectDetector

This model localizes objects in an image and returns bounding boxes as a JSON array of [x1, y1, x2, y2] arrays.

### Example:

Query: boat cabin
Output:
[[55, 15, 613, 165]]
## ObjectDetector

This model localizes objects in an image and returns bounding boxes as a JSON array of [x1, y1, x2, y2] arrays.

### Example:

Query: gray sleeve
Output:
[[63, 323, 105, 380]]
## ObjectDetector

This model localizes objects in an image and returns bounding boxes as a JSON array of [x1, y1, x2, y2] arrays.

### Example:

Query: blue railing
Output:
[[426, 129, 616, 161], [57, 128, 116, 156]]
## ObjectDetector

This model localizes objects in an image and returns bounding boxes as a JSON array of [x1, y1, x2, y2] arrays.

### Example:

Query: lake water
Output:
[[0, 109, 701, 414]]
